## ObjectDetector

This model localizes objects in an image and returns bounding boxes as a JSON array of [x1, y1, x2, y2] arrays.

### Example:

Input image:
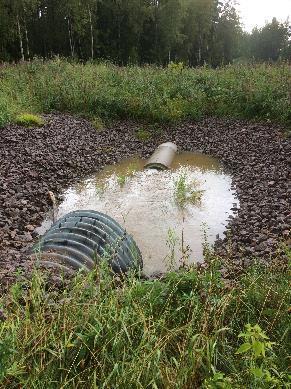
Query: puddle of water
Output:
[[37, 152, 238, 275]]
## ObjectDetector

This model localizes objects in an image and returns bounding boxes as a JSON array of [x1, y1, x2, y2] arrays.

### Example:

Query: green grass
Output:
[[117, 173, 127, 187], [0, 257, 289, 388], [15, 113, 44, 127], [116, 162, 139, 187], [0, 59, 290, 128], [174, 172, 204, 208], [90, 115, 105, 131], [136, 128, 152, 141]]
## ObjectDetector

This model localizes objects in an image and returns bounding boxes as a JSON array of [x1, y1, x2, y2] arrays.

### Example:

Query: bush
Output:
[[15, 113, 44, 127]]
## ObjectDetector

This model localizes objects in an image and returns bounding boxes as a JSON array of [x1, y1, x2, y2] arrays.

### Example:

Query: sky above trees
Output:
[[238, 0, 290, 32]]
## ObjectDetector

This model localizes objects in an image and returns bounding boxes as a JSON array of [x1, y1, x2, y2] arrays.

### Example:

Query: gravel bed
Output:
[[0, 114, 290, 290]]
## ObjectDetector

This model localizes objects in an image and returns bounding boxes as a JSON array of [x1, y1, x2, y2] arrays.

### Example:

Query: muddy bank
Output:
[[0, 115, 290, 289]]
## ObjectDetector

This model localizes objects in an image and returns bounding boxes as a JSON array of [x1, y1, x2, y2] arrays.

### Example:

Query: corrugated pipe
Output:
[[32, 210, 143, 274]]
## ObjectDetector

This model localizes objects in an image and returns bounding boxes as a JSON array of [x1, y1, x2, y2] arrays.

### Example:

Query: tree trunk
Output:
[[118, 16, 121, 63], [154, 2, 158, 62], [25, 23, 30, 59], [78, 37, 84, 59], [198, 45, 201, 64], [88, 7, 94, 60], [17, 14, 24, 61], [67, 17, 74, 57]]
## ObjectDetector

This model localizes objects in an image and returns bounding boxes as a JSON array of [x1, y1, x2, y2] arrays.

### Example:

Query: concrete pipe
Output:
[[144, 142, 177, 170]]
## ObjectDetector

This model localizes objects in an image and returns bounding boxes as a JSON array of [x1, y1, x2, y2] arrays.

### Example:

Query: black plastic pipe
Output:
[[33, 210, 143, 274]]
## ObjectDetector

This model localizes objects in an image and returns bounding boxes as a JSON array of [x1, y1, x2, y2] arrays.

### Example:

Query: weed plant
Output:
[[0, 256, 289, 388], [174, 172, 203, 208], [116, 162, 138, 187], [117, 174, 127, 187], [136, 128, 151, 141], [90, 116, 105, 131], [15, 113, 44, 127], [0, 60, 290, 128]]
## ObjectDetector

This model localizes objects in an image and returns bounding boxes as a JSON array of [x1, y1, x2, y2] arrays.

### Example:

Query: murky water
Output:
[[38, 152, 238, 275]]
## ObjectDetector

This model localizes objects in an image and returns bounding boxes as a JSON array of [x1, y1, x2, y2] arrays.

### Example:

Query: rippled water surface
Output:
[[38, 152, 238, 275]]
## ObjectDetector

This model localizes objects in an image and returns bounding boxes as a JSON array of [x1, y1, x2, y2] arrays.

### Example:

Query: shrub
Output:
[[15, 113, 44, 127]]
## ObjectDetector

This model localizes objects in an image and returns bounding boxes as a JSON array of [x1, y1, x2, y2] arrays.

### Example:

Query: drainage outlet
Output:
[[32, 210, 143, 274], [144, 142, 178, 170]]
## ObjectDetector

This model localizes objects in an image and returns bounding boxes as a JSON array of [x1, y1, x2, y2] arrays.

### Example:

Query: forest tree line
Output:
[[0, 0, 290, 66]]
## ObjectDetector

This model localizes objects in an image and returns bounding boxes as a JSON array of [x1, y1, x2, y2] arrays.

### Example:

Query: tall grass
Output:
[[0, 59, 290, 127], [0, 257, 289, 388]]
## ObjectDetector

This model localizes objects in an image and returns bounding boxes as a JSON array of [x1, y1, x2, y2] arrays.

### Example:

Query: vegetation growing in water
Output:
[[116, 162, 139, 187], [0, 60, 290, 128], [117, 173, 127, 187], [0, 257, 289, 387], [174, 172, 204, 208]]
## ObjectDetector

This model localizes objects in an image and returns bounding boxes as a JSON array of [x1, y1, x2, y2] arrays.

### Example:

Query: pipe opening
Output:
[[144, 142, 177, 170]]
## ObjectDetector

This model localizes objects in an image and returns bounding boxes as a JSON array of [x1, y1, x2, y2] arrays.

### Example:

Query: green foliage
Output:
[[90, 115, 104, 131], [0, 258, 289, 387], [135, 128, 151, 141], [2, 0, 289, 66], [0, 60, 290, 128], [15, 113, 44, 127], [236, 323, 274, 358], [168, 61, 184, 71], [174, 172, 203, 208], [117, 173, 127, 187], [165, 228, 179, 271], [0, 0, 244, 65], [0, 99, 12, 127], [234, 323, 289, 387], [116, 162, 138, 187], [203, 371, 233, 388], [248, 18, 290, 61]]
